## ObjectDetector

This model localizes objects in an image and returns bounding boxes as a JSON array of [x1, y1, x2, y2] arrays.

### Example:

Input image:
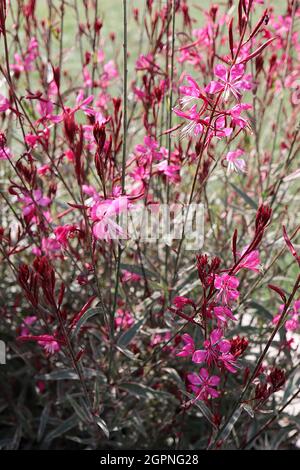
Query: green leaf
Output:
[[230, 183, 258, 210], [44, 414, 79, 443], [72, 307, 102, 337], [117, 318, 144, 348], [37, 368, 98, 381], [218, 405, 243, 443], [95, 417, 110, 439], [119, 382, 175, 401], [119, 382, 155, 399], [182, 391, 217, 429], [68, 396, 91, 424], [249, 301, 273, 321], [120, 263, 160, 281], [37, 404, 50, 442]]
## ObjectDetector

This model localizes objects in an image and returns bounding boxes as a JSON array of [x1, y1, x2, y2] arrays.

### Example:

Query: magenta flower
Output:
[[229, 103, 252, 129], [20, 316, 37, 337], [236, 248, 261, 272], [156, 160, 181, 183], [192, 328, 231, 367], [0, 94, 10, 112], [205, 64, 252, 101], [91, 196, 129, 242], [17, 334, 60, 356], [173, 296, 195, 310], [115, 309, 134, 330], [226, 149, 246, 173], [54, 225, 77, 248], [214, 274, 240, 305], [273, 300, 300, 333], [218, 352, 238, 373], [173, 104, 205, 138], [213, 306, 237, 324], [20, 189, 51, 218], [176, 333, 195, 357], [187, 368, 220, 400], [178, 75, 207, 108]]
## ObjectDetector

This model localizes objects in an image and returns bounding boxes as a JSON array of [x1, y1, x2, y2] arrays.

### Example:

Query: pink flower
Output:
[[121, 270, 141, 283], [11, 37, 39, 74], [187, 368, 220, 400], [218, 352, 238, 373], [193, 329, 238, 373], [213, 306, 237, 324], [20, 189, 51, 218], [37, 164, 51, 176], [177, 333, 195, 357], [178, 75, 207, 108], [236, 248, 261, 272], [135, 136, 164, 163], [115, 309, 134, 330], [20, 316, 37, 336], [173, 296, 195, 310], [229, 103, 252, 129], [214, 274, 240, 305], [0, 94, 10, 112], [54, 225, 77, 248], [192, 328, 231, 367], [91, 196, 129, 241], [273, 300, 300, 332], [156, 160, 181, 183], [150, 332, 173, 352], [17, 334, 60, 356], [226, 149, 246, 173], [0, 145, 12, 160], [173, 104, 205, 138], [205, 64, 252, 101]]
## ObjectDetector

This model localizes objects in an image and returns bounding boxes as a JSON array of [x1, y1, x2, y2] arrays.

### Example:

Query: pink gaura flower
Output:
[[176, 333, 195, 357], [236, 247, 261, 272], [17, 334, 61, 356], [20, 189, 51, 218], [209, 115, 233, 140], [173, 104, 205, 138], [91, 196, 129, 241], [214, 273, 240, 305], [178, 75, 207, 108], [0, 145, 12, 160], [150, 332, 173, 352], [54, 224, 77, 248], [273, 300, 300, 332], [173, 296, 196, 310], [0, 94, 10, 112], [187, 368, 220, 400], [213, 306, 237, 324], [192, 328, 231, 366], [135, 136, 164, 163], [115, 309, 134, 330], [205, 64, 252, 101], [20, 316, 37, 336], [34, 237, 61, 256], [226, 149, 246, 173], [156, 160, 181, 183], [229, 103, 252, 129], [11, 37, 38, 74], [193, 329, 238, 373], [121, 269, 141, 283]]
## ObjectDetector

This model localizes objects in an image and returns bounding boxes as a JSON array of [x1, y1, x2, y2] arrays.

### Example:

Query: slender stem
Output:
[[121, 0, 128, 195]]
